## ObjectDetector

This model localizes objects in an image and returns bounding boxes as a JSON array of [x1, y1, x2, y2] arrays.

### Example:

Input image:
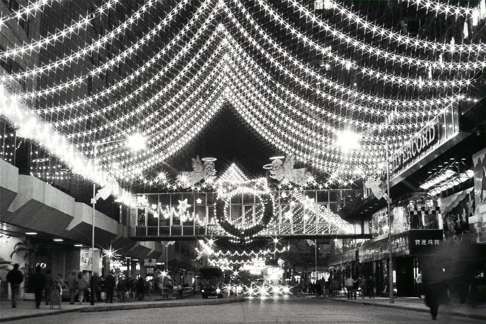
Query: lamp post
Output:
[[385, 140, 394, 303], [336, 126, 394, 303], [89, 133, 146, 305]]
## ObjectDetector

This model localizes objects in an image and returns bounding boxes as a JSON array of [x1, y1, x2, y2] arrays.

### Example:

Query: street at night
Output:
[[1, 0, 486, 323], [2, 298, 484, 324]]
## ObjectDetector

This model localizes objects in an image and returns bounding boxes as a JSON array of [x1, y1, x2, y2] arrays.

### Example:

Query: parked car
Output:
[[199, 267, 224, 299]]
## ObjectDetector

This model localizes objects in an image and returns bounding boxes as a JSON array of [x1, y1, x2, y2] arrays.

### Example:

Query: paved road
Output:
[[4, 298, 481, 324]]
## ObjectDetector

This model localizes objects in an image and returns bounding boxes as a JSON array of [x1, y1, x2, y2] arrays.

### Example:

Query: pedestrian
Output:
[[367, 275, 375, 298], [77, 272, 88, 304], [136, 276, 145, 301], [67, 271, 78, 304], [49, 274, 63, 309], [30, 265, 46, 308], [104, 272, 116, 303], [117, 276, 127, 302], [416, 272, 423, 299], [423, 261, 449, 320], [359, 276, 367, 299], [44, 269, 54, 306], [91, 272, 99, 303], [315, 279, 322, 297], [345, 276, 355, 300], [6, 264, 24, 308]]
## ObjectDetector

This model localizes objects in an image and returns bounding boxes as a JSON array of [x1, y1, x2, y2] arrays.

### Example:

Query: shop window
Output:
[[407, 199, 440, 230]]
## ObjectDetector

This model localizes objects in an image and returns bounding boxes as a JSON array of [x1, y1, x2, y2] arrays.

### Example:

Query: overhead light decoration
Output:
[[269, 156, 307, 186], [0, 0, 482, 191], [177, 156, 218, 188]]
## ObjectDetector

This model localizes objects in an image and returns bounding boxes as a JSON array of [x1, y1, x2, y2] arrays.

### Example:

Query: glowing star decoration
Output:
[[269, 156, 307, 186], [177, 199, 191, 213], [302, 196, 316, 211], [284, 210, 293, 220]]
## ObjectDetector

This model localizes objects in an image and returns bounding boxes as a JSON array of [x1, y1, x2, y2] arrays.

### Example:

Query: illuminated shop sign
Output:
[[391, 121, 438, 173], [390, 104, 459, 177]]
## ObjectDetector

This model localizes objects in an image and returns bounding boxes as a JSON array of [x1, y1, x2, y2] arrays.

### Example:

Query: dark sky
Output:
[[163, 104, 282, 178]]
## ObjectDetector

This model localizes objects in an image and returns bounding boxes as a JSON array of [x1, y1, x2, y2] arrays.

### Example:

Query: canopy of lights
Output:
[[0, 0, 485, 205]]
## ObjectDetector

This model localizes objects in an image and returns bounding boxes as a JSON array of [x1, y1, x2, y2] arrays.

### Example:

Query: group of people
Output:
[[6, 264, 63, 309], [6, 264, 149, 309], [344, 275, 376, 299], [67, 271, 148, 304], [66, 271, 91, 304]]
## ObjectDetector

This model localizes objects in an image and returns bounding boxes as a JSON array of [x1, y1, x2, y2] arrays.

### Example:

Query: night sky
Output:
[[163, 104, 283, 178]]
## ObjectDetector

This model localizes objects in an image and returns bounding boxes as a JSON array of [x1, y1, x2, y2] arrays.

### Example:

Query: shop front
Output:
[[358, 229, 443, 297]]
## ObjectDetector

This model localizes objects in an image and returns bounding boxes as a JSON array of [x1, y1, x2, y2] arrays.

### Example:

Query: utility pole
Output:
[[385, 140, 394, 303]]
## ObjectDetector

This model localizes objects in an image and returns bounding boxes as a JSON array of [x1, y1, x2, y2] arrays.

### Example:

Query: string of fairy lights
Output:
[[0, 0, 484, 202]]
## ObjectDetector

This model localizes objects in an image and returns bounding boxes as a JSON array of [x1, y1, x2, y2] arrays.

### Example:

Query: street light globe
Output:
[[335, 128, 361, 153], [126, 132, 147, 152]]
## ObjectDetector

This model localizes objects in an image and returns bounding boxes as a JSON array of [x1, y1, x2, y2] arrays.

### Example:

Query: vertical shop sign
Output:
[[472, 148, 486, 243]]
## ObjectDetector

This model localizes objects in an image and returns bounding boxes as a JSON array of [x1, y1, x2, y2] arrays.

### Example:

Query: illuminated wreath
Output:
[[215, 179, 274, 239]]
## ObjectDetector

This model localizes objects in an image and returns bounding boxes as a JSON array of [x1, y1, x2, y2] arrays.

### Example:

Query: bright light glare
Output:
[[126, 132, 147, 152], [335, 129, 361, 153]]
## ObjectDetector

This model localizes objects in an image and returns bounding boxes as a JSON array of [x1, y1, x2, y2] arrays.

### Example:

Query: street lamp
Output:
[[89, 132, 146, 304], [384, 140, 394, 304], [336, 126, 394, 303], [335, 128, 361, 153]]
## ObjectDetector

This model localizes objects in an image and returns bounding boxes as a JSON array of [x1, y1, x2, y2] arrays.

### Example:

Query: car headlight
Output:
[[216, 288, 221, 294]]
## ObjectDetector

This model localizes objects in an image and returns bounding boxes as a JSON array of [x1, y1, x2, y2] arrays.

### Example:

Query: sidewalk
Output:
[[0, 296, 244, 322], [327, 296, 486, 321]]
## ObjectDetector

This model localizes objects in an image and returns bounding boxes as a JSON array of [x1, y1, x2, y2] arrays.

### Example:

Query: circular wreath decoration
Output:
[[215, 180, 274, 239]]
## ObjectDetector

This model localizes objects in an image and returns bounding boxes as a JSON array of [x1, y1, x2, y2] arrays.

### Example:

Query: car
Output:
[[201, 285, 223, 299], [199, 267, 224, 299]]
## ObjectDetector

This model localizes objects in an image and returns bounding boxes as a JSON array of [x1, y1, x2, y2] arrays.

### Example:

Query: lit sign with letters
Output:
[[391, 122, 438, 173]]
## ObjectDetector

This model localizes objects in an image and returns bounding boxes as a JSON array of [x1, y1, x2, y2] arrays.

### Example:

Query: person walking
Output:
[[359, 276, 367, 299], [77, 272, 88, 304], [6, 264, 24, 308], [104, 272, 116, 303], [367, 275, 375, 298], [50, 274, 63, 309], [67, 271, 78, 304], [345, 276, 355, 300], [117, 276, 127, 302], [44, 269, 54, 306], [91, 273, 99, 303], [423, 261, 449, 320], [30, 266, 46, 308], [416, 272, 423, 299], [136, 276, 145, 301]]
